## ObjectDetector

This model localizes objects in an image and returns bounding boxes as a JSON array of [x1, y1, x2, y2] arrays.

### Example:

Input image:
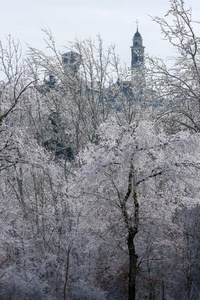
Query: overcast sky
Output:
[[1, 0, 200, 67]]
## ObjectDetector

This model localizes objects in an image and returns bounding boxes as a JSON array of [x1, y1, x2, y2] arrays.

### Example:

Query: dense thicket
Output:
[[0, 1, 200, 299]]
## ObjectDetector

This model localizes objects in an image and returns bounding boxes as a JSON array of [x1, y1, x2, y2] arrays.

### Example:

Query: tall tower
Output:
[[131, 24, 145, 71]]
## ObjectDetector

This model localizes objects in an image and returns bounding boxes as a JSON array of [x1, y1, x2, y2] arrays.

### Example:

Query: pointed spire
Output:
[[136, 19, 138, 31]]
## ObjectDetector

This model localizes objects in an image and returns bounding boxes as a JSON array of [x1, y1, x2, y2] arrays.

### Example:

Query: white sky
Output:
[[1, 0, 200, 67]]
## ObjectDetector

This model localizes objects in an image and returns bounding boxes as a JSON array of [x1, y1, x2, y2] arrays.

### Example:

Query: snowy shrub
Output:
[[69, 280, 107, 300]]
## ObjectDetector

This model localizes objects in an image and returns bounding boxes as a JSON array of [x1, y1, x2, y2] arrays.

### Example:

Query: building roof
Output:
[[134, 29, 141, 39]]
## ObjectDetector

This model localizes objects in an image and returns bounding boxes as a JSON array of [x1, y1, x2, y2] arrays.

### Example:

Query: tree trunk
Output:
[[149, 282, 155, 300], [121, 162, 139, 300], [128, 228, 138, 300], [63, 249, 70, 300], [161, 280, 165, 300]]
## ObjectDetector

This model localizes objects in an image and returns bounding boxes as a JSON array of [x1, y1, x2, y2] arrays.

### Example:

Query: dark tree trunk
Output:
[[161, 280, 165, 300], [128, 228, 138, 300], [63, 249, 70, 300], [121, 162, 139, 300]]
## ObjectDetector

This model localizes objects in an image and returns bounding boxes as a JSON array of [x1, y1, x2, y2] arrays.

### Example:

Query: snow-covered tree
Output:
[[168, 205, 200, 299], [148, 0, 200, 133], [69, 119, 200, 299], [27, 31, 153, 159], [0, 36, 35, 126]]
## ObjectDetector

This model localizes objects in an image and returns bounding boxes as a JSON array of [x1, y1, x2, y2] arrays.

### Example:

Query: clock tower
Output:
[[131, 24, 145, 71]]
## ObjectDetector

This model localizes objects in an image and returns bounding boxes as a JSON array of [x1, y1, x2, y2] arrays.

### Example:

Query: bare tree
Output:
[[0, 36, 35, 126], [147, 0, 200, 133]]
